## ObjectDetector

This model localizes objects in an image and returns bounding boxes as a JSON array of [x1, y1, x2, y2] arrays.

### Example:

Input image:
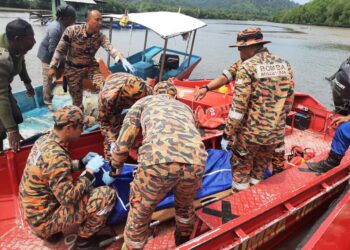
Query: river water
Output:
[[2, 12, 350, 109]]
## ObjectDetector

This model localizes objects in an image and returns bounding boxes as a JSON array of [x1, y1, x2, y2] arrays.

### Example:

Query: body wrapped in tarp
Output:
[[94, 149, 232, 225]]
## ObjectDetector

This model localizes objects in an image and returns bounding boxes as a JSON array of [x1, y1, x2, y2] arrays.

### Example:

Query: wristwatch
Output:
[[109, 161, 122, 177], [200, 85, 210, 91], [80, 170, 96, 184]]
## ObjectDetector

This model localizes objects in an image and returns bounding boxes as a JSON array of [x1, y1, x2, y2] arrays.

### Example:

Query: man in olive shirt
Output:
[[0, 19, 36, 152]]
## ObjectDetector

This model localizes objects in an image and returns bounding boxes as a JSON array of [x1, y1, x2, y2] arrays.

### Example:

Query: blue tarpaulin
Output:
[[94, 149, 273, 225], [94, 149, 233, 225]]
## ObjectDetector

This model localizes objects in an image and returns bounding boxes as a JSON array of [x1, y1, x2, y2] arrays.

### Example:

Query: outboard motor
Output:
[[329, 57, 350, 115]]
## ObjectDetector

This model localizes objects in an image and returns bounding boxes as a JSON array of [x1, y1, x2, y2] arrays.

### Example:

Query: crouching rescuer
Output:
[[98, 72, 152, 162], [108, 81, 208, 249], [19, 105, 116, 249]]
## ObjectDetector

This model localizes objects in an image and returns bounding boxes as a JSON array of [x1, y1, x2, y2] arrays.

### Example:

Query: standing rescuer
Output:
[[98, 72, 152, 161], [0, 18, 36, 152], [48, 9, 134, 109], [108, 81, 208, 249], [194, 28, 290, 175], [220, 28, 294, 191], [19, 105, 116, 250]]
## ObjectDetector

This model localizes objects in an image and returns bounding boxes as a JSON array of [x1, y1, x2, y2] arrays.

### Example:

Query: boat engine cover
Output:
[[160, 54, 180, 70], [330, 57, 350, 115]]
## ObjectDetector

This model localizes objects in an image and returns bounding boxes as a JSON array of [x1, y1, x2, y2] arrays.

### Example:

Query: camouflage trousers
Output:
[[271, 142, 286, 174], [123, 163, 205, 249], [65, 65, 105, 108], [41, 63, 53, 105], [29, 186, 116, 239], [231, 135, 277, 190]]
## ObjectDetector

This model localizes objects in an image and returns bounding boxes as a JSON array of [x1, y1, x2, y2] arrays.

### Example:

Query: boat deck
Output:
[[284, 128, 330, 157], [1, 126, 343, 250], [194, 131, 331, 232], [179, 129, 350, 249]]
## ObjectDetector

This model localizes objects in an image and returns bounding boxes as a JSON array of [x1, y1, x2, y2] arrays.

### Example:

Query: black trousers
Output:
[[0, 93, 23, 140]]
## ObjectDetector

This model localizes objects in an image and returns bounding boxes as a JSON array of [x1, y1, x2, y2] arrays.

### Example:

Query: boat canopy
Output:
[[64, 0, 96, 4], [102, 12, 207, 39]]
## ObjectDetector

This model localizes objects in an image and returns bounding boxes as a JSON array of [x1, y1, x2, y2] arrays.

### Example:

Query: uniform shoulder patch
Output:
[[256, 62, 289, 78]]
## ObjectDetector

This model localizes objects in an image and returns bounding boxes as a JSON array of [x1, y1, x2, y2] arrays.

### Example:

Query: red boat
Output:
[[1, 79, 349, 249], [300, 187, 350, 250]]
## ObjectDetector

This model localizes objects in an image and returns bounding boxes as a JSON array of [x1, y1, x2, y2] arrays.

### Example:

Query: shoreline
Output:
[[1, 6, 350, 29]]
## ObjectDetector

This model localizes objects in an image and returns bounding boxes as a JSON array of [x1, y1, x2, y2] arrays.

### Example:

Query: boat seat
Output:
[[98, 58, 112, 78], [143, 46, 163, 62], [133, 61, 154, 80]]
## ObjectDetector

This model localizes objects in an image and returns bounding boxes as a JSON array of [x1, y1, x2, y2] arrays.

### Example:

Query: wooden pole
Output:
[[188, 30, 197, 68], [107, 17, 113, 67], [158, 39, 168, 82], [142, 29, 149, 61]]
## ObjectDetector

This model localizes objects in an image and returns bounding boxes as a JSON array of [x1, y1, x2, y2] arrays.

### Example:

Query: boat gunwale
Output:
[[180, 162, 350, 249]]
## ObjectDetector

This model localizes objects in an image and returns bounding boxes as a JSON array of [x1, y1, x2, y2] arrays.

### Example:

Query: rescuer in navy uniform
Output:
[[307, 115, 350, 172]]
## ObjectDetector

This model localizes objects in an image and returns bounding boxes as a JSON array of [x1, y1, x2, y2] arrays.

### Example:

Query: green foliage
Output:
[[0, 0, 50, 9], [30, 0, 51, 10], [119, 0, 297, 20], [0, 0, 298, 21], [0, 0, 30, 9], [272, 0, 350, 27]]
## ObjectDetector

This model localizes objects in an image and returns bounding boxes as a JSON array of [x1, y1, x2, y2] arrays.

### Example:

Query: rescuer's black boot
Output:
[[307, 151, 343, 173], [174, 231, 190, 246]]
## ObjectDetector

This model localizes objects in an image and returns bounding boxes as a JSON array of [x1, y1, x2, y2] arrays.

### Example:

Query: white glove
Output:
[[81, 152, 99, 165], [221, 138, 229, 151], [121, 58, 135, 73], [85, 155, 105, 173], [110, 143, 116, 154], [102, 171, 116, 185]]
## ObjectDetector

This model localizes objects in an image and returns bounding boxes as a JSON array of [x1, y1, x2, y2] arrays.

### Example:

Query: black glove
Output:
[[63, 76, 68, 93]]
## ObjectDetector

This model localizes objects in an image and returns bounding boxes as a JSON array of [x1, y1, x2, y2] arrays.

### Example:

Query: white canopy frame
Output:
[[103, 12, 206, 39], [64, 0, 96, 4], [103, 12, 207, 80]]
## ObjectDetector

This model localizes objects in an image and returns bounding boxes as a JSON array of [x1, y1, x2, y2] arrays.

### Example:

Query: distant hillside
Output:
[[175, 0, 297, 13], [113, 0, 298, 20], [0, 0, 299, 21], [272, 0, 350, 27]]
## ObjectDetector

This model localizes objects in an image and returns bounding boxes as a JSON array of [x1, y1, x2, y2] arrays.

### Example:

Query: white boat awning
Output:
[[103, 12, 207, 39], [64, 0, 96, 4]]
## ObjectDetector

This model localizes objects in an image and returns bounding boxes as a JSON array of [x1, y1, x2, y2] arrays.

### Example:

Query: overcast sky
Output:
[[293, 0, 310, 4]]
